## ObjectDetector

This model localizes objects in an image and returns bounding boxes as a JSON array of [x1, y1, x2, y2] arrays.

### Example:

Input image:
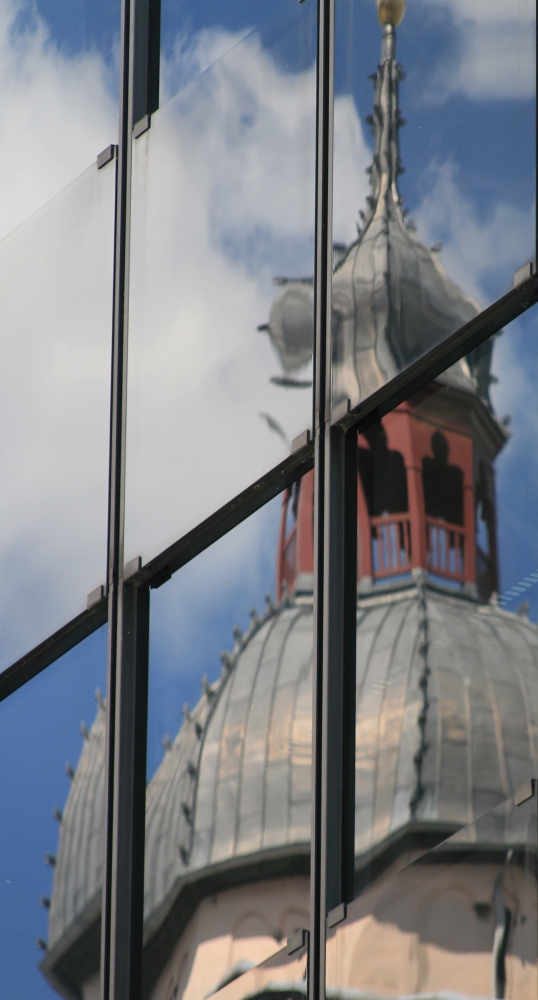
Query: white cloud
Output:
[[417, 0, 535, 100], [0, 0, 117, 239], [413, 159, 534, 305]]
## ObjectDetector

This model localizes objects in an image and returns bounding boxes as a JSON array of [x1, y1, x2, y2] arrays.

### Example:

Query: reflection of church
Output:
[[41, 4, 538, 999]]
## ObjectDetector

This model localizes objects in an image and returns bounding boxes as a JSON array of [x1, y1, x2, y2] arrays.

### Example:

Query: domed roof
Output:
[[262, 23, 485, 408], [43, 580, 538, 997], [47, 693, 106, 951]]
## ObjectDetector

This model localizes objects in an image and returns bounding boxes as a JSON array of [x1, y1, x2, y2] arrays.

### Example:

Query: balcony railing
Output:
[[371, 514, 412, 578], [426, 516, 465, 582]]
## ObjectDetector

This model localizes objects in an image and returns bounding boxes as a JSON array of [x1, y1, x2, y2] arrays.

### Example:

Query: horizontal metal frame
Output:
[[0, 596, 108, 704], [334, 274, 538, 433], [1, 273, 536, 705]]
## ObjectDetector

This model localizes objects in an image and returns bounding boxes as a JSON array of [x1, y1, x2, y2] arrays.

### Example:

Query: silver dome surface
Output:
[[47, 695, 106, 953], [45, 582, 538, 984]]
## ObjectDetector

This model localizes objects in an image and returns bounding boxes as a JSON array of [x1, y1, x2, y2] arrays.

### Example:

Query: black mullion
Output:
[[310, 0, 335, 996]]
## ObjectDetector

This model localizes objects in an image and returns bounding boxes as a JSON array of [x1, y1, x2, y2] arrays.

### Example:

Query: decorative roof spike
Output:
[[232, 625, 243, 645], [220, 651, 233, 674], [39, 896, 51, 909], [361, 7, 406, 235], [65, 762, 75, 780], [162, 734, 172, 752], [80, 721, 89, 740], [201, 674, 211, 697], [265, 593, 275, 614], [182, 702, 191, 722], [52, 807, 63, 823], [95, 687, 105, 709], [44, 854, 56, 867]]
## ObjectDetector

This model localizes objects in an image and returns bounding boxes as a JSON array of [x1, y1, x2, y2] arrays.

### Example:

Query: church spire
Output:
[[361, 4, 406, 235]]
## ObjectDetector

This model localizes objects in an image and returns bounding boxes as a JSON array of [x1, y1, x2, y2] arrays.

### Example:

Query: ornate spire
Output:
[[361, 19, 406, 235]]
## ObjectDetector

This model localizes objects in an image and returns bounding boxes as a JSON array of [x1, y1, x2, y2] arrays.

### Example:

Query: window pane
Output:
[[160, 0, 299, 108], [331, 0, 535, 411], [346, 302, 538, 995], [142, 498, 312, 997], [327, 787, 537, 998], [0, 0, 120, 238], [0, 160, 115, 671], [209, 932, 308, 1000], [0, 627, 107, 999], [125, 1, 316, 566]]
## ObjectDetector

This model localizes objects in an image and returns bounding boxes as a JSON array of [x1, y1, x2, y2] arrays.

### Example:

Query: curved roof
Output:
[[263, 23, 486, 409], [47, 694, 106, 952], [45, 582, 538, 988]]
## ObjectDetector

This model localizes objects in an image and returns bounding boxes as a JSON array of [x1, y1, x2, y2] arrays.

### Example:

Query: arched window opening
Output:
[[358, 425, 411, 579], [422, 431, 465, 581]]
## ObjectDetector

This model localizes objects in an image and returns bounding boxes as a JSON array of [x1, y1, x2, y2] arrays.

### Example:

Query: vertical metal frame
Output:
[[102, 0, 160, 997], [310, 0, 357, 996]]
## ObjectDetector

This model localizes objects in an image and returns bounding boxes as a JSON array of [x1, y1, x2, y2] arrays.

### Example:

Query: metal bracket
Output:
[[123, 556, 142, 581], [287, 928, 309, 955], [515, 778, 536, 806], [330, 396, 352, 427], [514, 261, 535, 287], [87, 584, 105, 609], [327, 902, 347, 928], [97, 144, 118, 169], [133, 114, 151, 139], [292, 428, 312, 452]]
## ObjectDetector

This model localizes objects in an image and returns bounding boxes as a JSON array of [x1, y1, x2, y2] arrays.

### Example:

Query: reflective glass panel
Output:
[[0, 160, 115, 672], [327, 787, 537, 999], [209, 931, 308, 1000], [0, 0, 120, 238], [125, 2, 316, 566], [331, 0, 536, 412], [0, 627, 107, 999], [160, 0, 297, 107], [353, 309, 538, 871], [347, 302, 538, 1000], [142, 496, 312, 997]]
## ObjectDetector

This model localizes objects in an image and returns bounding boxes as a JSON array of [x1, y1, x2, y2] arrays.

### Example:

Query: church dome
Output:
[[45, 694, 106, 970], [42, 579, 538, 997]]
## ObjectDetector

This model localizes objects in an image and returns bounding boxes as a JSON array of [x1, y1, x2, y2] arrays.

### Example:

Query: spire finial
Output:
[[377, 0, 406, 27]]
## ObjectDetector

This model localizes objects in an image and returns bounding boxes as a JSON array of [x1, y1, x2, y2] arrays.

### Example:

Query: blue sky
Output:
[[0, 0, 537, 996]]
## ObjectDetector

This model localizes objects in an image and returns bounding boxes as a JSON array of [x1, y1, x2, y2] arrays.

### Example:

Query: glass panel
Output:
[[125, 1, 316, 566], [0, 0, 120, 237], [353, 308, 538, 870], [331, 0, 536, 412], [160, 0, 298, 107], [0, 160, 115, 671], [0, 626, 107, 999], [209, 932, 308, 1000], [327, 787, 537, 999], [142, 496, 312, 996], [348, 303, 538, 998]]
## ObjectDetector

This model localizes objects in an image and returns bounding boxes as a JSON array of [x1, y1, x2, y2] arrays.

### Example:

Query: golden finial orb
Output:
[[377, 0, 406, 27]]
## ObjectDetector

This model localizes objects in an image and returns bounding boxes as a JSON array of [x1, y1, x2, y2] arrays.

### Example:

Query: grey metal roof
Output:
[[46, 582, 538, 961], [263, 24, 484, 409], [47, 694, 106, 951]]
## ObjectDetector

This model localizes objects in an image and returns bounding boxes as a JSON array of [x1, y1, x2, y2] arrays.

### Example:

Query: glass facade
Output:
[[1, 0, 537, 999], [125, 1, 316, 564], [0, 159, 115, 671]]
